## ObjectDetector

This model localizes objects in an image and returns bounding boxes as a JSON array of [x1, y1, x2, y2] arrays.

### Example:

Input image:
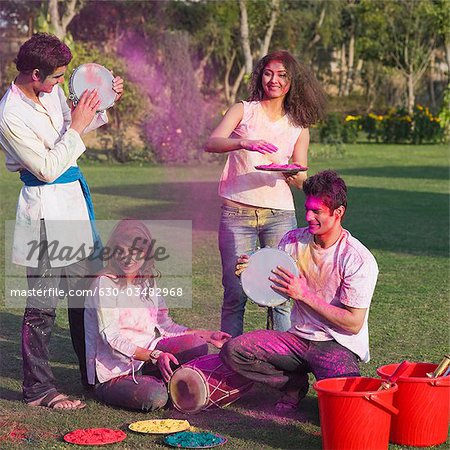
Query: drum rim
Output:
[[68, 63, 115, 110], [168, 366, 210, 414], [241, 247, 299, 307]]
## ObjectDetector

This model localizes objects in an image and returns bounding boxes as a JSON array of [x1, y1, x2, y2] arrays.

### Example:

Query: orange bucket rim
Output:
[[377, 362, 450, 383], [313, 376, 398, 397]]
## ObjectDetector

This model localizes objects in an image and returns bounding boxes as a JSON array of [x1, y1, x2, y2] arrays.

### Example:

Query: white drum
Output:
[[69, 63, 116, 112], [241, 247, 299, 307]]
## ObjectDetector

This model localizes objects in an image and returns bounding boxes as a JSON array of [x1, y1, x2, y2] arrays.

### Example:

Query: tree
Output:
[[47, 0, 84, 39], [237, 0, 280, 99], [359, 0, 439, 114]]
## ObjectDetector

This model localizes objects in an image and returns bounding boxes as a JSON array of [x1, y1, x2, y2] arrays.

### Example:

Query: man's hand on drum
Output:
[[269, 265, 309, 301], [70, 89, 100, 134], [112, 75, 124, 101], [240, 139, 278, 155], [235, 254, 249, 277], [156, 352, 179, 382]]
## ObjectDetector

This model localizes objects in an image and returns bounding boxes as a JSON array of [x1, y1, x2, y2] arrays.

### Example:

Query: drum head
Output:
[[241, 248, 299, 307], [169, 367, 209, 414], [69, 63, 115, 111]]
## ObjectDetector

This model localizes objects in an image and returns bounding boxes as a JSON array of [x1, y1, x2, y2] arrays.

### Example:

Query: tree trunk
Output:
[[224, 51, 236, 104], [229, 66, 246, 105], [353, 58, 363, 92], [239, 0, 252, 75], [407, 71, 414, 115], [338, 42, 347, 96], [306, 3, 326, 51], [429, 49, 436, 108], [258, 0, 280, 58], [195, 44, 214, 89], [48, 0, 83, 40], [445, 42, 450, 84], [344, 31, 355, 96]]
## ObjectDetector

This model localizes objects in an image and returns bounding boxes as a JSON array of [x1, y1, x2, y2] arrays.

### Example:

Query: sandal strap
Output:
[[32, 391, 65, 407]]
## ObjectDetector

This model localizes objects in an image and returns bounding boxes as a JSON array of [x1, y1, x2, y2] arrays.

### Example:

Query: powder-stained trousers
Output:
[[22, 220, 99, 402], [220, 330, 360, 399]]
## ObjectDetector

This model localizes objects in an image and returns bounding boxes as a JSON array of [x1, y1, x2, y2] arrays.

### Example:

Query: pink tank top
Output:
[[218, 101, 303, 210]]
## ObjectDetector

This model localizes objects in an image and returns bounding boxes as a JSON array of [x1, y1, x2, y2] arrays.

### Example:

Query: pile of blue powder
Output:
[[165, 431, 225, 447]]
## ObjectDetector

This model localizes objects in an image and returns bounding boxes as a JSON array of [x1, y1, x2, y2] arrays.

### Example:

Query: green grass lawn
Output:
[[0, 143, 449, 449]]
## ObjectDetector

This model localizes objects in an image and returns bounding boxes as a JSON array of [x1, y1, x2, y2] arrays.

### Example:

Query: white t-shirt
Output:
[[218, 101, 303, 210], [278, 228, 379, 362]]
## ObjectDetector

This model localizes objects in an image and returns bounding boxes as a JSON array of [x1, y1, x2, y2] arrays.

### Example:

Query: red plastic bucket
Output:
[[313, 377, 398, 450], [377, 362, 450, 446]]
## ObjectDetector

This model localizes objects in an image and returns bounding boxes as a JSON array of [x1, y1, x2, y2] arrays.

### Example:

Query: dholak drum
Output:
[[168, 354, 253, 414], [241, 248, 299, 329], [69, 63, 116, 112]]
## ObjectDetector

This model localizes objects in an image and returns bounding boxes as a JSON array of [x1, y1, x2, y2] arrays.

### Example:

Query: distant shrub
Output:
[[381, 108, 412, 143], [360, 113, 383, 142], [438, 84, 450, 144], [342, 115, 360, 144], [319, 113, 343, 144], [357, 107, 442, 144], [412, 105, 443, 144]]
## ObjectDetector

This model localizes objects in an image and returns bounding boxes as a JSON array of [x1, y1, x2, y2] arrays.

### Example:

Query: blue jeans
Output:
[[219, 205, 297, 337]]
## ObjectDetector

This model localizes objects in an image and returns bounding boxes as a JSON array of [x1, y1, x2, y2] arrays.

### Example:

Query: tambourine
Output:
[[241, 247, 299, 307], [69, 63, 116, 112]]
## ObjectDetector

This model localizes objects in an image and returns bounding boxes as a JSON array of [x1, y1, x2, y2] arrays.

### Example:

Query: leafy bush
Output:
[[342, 115, 360, 144], [381, 108, 412, 143], [360, 113, 383, 142], [412, 105, 443, 144], [317, 113, 359, 147], [438, 84, 450, 144], [358, 107, 442, 144], [318, 113, 343, 144]]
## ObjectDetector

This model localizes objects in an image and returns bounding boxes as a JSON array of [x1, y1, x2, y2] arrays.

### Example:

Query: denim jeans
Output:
[[94, 334, 208, 411], [22, 220, 101, 403], [219, 205, 297, 337], [220, 330, 360, 394]]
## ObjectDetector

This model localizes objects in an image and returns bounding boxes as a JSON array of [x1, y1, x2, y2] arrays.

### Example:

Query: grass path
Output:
[[0, 143, 448, 449]]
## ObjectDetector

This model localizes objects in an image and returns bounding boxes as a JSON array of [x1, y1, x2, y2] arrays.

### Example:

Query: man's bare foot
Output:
[[275, 388, 301, 412], [27, 391, 86, 410]]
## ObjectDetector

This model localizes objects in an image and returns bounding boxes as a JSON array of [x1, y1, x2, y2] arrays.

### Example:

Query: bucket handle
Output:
[[429, 379, 450, 387], [364, 395, 399, 415]]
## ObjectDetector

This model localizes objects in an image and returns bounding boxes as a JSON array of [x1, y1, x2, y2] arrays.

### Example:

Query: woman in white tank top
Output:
[[205, 51, 326, 337]]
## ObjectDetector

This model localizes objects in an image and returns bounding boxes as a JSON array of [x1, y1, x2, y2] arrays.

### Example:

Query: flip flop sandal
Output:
[[27, 391, 86, 410]]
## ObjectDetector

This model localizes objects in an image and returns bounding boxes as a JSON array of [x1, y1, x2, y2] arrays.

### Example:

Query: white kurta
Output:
[[0, 82, 107, 267]]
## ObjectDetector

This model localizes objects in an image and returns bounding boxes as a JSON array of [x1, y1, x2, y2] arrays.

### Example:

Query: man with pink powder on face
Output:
[[220, 170, 379, 412]]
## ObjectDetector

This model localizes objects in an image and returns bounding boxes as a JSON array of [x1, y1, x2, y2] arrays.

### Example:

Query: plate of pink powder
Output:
[[255, 163, 308, 174]]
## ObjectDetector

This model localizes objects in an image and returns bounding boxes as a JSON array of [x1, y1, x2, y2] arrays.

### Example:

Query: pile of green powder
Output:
[[165, 431, 224, 447]]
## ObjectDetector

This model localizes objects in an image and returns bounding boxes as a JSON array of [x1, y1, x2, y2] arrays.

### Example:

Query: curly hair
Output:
[[15, 33, 72, 80], [303, 170, 347, 213], [248, 50, 327, 128]]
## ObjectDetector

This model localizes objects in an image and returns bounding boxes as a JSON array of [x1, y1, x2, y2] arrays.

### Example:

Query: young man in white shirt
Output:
[[220, 170, 379, 412], [0, 33, 123, 409]]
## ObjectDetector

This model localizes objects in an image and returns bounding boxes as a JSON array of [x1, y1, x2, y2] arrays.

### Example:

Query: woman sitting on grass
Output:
[[84, 219, 230, 411]]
